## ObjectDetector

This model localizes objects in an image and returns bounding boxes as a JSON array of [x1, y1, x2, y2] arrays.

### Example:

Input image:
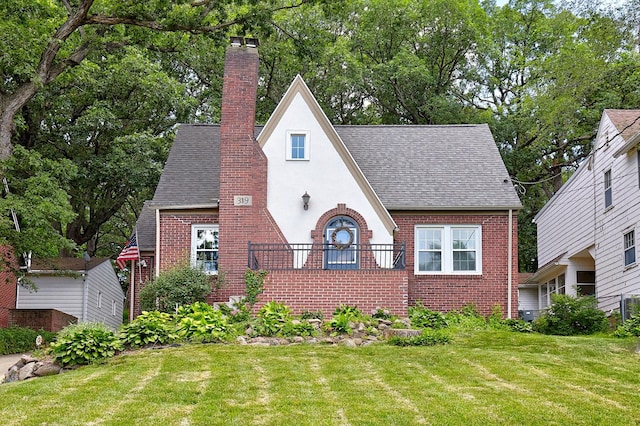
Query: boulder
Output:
[[34, 361, 62, 377]]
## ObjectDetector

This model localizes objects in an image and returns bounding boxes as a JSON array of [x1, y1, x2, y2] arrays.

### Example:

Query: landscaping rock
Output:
[[384, 328, 422, 338], [34, 361, 62, 377], [18, 362, 37, 381]]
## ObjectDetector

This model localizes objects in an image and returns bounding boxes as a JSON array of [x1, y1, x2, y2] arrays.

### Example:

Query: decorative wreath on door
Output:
[[331, 226, 354, 250]]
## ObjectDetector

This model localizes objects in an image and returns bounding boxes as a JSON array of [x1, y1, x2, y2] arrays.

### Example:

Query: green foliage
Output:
[[244, 269, 268, 308], [533, 294, 608, 336], [444, 305, 488, 330], [325, 304, 362, 335], [501, 318, 533, 333], [175, 302, 232, 342], [387, 329, 451, 347], [119, 311, 177, 348], [281, 321, 316, 338], [218, 300, 251, 324], [613, 314, 640, 338], [409, 302, 447, 329], [371, 307, 394, 320], [300, 309, 324, 321], [254, 301, 293, 337], [49, 322, 121, 366], [0, 327, 56, 355], [139, 265, 212, 313], [0, 146, 76, 257]]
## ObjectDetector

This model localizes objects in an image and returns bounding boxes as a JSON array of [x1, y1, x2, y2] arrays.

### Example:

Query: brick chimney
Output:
[[217, 38, 285, 300]]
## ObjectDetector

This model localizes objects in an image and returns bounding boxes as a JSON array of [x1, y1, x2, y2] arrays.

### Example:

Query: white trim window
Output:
[[604, 169, 612, 209], [415, 225, 482, 274], [624, 230, 636, 267], [191, 225, 219, 274], [286, 131, 309, 160]]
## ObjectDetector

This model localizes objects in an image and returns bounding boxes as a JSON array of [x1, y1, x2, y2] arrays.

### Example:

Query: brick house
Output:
[[128, 39, 522, 320]]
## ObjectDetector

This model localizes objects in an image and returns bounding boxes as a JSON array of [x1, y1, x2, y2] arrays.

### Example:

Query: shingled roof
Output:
[[136, 123, 521, 250], [606, 109, 640, 142]]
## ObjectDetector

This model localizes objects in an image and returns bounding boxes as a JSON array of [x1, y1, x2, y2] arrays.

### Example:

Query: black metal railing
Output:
[[248, 242, 405, 271]]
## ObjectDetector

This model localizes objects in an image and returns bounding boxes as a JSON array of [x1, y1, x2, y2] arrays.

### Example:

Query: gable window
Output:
[[415, 225, 481, 274], [191, 225, 219, 274], [604, 169, 612, 209], [624, 230, 636, 267], [286, 131, 309, 160]]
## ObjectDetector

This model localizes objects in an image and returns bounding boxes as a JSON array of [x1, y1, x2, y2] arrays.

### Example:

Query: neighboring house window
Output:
[[191, 225, 219, 274], [557, 273, 566, 295], [286, 131, 309, 160], [576, 270, 596, 296], [415, 225, 481, 274], [624, 230, 636, 267], [604, 169, 612, 209]]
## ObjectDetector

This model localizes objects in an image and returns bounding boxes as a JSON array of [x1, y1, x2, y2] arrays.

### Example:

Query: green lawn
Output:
[[1, 330, 639, 425]]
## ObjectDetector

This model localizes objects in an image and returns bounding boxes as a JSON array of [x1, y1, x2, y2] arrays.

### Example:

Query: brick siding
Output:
[[258, 269, 409, 317], [0, 245, 18, 327], [393, 212, 519, 318], [9, 309, 77, 332]]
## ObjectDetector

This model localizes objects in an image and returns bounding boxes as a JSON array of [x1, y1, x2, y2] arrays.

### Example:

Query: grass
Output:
[[1, 330, 639, 425]]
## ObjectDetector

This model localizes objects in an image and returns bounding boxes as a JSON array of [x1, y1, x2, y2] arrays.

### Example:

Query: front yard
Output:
[[1, 330, 639, 425]]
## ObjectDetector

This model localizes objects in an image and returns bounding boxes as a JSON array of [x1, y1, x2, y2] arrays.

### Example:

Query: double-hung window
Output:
[[415, 225, 481, 274], [604, 169, 612, 209], [191, 225, 219, 274], [286, 131, 309, 160], [624, 230, 636, 267]]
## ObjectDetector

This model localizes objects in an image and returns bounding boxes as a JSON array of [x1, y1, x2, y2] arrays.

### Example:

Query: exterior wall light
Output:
[[302, 191, 311, 210]]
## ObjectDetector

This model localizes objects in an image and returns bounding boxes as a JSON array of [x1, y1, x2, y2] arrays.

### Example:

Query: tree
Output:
[[1, 0, 312, 258]]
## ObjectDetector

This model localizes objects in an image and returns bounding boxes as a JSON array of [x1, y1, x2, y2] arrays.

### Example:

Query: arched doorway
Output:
[[324, 216, 359, 269]]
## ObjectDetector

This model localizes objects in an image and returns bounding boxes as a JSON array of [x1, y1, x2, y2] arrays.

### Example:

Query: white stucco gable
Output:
[[257, 75, 396, 245]]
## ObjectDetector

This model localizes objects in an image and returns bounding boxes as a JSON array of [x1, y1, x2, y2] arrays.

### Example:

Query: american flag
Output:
[[116, 230, 139, 270]]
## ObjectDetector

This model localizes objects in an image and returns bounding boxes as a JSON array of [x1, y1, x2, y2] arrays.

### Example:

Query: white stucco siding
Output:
[[17, 276, 84, 319], [262, 92, 393, 246], [536, 161, 595, 267]]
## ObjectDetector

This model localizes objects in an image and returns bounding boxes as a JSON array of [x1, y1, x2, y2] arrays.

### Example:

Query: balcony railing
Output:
[[248, 242, 405, 271]]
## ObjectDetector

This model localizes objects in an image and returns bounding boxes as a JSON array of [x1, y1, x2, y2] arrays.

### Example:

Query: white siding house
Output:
[[526, 110, 640, 316], [16, 258, 125, 329]]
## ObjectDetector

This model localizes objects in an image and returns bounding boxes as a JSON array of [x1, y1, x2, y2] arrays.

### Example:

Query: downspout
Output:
[[155, 208, 160, 277], [82, 270, 89, 322], [507, 209, 513, 319], [129, 261, 135, 323]]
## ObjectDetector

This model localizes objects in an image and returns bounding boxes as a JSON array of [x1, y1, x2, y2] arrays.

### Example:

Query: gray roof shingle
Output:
[[136, 123, 521, 250]]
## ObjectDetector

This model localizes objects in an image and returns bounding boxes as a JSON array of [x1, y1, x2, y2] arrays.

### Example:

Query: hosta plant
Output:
[[49, 322, 122, 366], [119, 311, 178, 348], [175, 302, 232, 342]]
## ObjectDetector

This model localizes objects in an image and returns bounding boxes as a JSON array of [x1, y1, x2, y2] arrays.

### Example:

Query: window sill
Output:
[[623, 262, 637, 272]]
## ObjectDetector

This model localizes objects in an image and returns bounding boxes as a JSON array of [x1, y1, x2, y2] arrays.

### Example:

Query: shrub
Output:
[[409, 302, 447, 329], [387, 329, 451, 346], [49, 322, 121, 366], [119, 311, 177, 348], [533, 294, 607, 336], [139, 265, 212, 313], [281, 321, 316, 337], [325, 304, 362, 335], [218, 300, 251, 324], [254, 301, 293, 337], [613, 314, 640, 337], [502, 318, 533, 333], [0, 327, 56, 355], [175, 302, 232, 343], [300, 310, 324, 321], [371, 307, 394, 320], [245, 269, 268, 309], [444, 305, 487, 330]]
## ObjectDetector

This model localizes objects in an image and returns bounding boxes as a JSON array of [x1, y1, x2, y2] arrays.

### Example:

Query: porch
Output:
[[247, 242, 406, 271]]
